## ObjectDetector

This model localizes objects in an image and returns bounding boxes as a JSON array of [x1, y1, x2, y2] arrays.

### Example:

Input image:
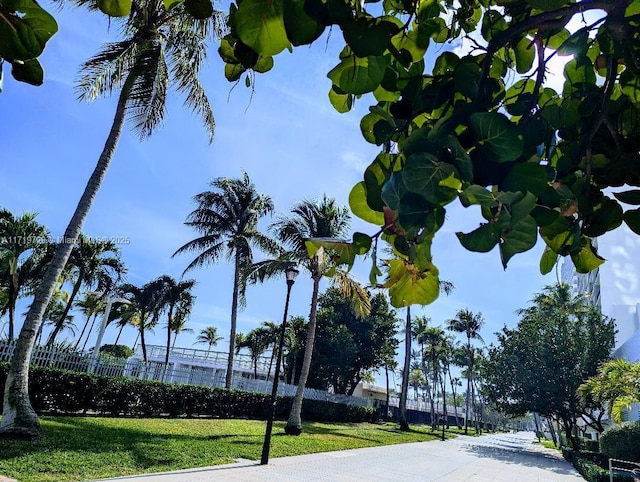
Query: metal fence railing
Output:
[[609, 458, 640, 482], [0, 341, 369, 407]]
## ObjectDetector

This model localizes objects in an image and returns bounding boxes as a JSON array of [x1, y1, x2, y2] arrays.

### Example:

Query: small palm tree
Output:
[[447, 308, 484, 435], [153, 275, 196, 367], [73, 292, 107, 351], [195, 326, 222, 353], [174, 172, 275, 389], [47, 235, 125, 346], [120, 279, 166, 363], [1, 0, 226, 439], [0, 209, 50, 341], [236, 327, 271, 378]]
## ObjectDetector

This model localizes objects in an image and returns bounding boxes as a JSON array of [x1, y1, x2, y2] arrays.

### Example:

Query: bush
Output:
[[0, 363, 375, 423], [99, 344, 133, 359], [600, 421, 640, 463], [573, 455, 611, 482]]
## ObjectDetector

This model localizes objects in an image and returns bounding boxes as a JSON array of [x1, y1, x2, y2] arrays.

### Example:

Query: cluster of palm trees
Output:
[[172, 172, 369, 435], [1, 210, 127, 348], [400, 309, 487, 436]]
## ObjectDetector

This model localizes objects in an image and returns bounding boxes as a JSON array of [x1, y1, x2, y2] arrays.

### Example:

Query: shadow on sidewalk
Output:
[[461, 443, 576, 476]]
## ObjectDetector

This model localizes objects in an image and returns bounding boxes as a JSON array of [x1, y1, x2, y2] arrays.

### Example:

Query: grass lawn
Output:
[[0, 417, 466, 481]]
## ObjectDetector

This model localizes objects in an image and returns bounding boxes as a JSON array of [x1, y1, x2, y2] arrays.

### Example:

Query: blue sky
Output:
[[0, 3, 558, 385]]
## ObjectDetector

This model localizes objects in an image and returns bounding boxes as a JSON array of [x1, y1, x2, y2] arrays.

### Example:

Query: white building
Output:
[[561, 225, 640, 421]]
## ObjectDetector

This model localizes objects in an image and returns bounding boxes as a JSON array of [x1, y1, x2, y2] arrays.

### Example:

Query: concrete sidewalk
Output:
[[96, 432, 582, 481]]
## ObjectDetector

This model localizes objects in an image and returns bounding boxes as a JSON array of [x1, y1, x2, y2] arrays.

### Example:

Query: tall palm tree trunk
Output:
[[285, 275, 320, 435], [49, 275, 83, 347], [74, 315, 92, 350], [7, 278, 16, 342], [225, 254, 241, 389], [398, 307, 411, 431], [164, 305, 174, 367], [114, 323, 126, 345], [384, 364, 390, 421], [449, 372, 461, 428], [81, 314, 99, 352], [0, 83, 130, 440]]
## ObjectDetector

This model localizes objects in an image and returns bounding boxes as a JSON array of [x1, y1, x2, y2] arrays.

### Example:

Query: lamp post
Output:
[[261, 265, 299, 465], [88, 296, 130, 373]]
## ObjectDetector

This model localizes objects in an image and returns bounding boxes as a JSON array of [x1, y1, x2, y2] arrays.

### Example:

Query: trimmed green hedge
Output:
[[600, 421, 640, 463], [0, 364, 374, 423]]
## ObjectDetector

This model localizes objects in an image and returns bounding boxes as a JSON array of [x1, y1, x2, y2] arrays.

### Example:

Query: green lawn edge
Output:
[[0, 417, 469, 481]]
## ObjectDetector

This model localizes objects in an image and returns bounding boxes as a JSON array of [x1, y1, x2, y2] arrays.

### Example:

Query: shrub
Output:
[[600, 421, 640, 463], [99, 344, 134, 359], [0, 363, 375, 423], [573, 455, 611, 482]]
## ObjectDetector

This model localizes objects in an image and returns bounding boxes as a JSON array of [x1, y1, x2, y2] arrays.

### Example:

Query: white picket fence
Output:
[[0, 342, 369, 407]]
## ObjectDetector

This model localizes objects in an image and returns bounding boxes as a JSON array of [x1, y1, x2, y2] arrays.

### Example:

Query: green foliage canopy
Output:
[[484, 283, 615, 450], [307, 288, 398, 395], [220, 0, 640, 307]]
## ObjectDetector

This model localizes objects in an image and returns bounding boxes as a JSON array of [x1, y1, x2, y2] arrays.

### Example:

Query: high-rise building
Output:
[[562, 225, 640, 421]]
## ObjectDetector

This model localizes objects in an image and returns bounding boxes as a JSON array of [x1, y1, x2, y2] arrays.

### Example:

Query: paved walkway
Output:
[[97, 432, 582, 481]]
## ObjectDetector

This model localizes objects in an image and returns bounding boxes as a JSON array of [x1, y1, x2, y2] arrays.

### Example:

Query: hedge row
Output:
[[0, 364, 375, 423]]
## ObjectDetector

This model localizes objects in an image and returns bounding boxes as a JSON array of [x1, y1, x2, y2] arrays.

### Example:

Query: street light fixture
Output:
[[261, 265, 299, 465]]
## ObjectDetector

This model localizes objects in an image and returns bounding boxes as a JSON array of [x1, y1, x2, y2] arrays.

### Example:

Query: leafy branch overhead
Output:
[[220, 0, 640, 307], [0, 0, 58, 89]]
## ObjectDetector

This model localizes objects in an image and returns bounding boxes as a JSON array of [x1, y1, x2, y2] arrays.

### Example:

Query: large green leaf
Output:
[[327, 55, 387, 95], [514, 36, 534, 74], [384, 258, 440, 307], [623, 208, 640, 235], [0, 0, 58, 61], [329, 85, 353, 113], [469, 112, 524, 163], [283, 0, 325, 46], [235, 0, 291, 56], [342, 16, 399, 57], [360, 110, 395, 145], [571, 240, 604, 274], [349, 182, 384, 225], [97, 0, 132, 17], [402, 153, 459, 204], [10, 57, 42, 85], [613, 190, 640, 206], [582, 198, 623, 237], [459, 185, 498, 207], [381, 172, 407, 211], [539, 247, 557, 275], [456, 223, 499, 252], [499, 215, 537, 268], [502, 162, 549, 195]]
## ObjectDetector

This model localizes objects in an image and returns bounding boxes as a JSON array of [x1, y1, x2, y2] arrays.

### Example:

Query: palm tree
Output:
[[398, 281, 453, 431], [168, 291, 195, 350], [0, 209, 50, 342], [1, 1, 225, 439], [236, 327, 270, 378], [447, 308, 485, 435], [195, 326, 222, 353], [73, 292, 107, 351], [47, 235, 125, 347], [153, 275, 196, 367], [247, 196, 370, 435], [120, 279, 166, 363], [42, 301, 76, 346], [174, 172, 275, 389]]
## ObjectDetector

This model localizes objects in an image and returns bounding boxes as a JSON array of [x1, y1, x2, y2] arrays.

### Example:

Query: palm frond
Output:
[[127, 40, 169, 139], [330, 269, 371, 318], [76, 41, 137, 102]]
